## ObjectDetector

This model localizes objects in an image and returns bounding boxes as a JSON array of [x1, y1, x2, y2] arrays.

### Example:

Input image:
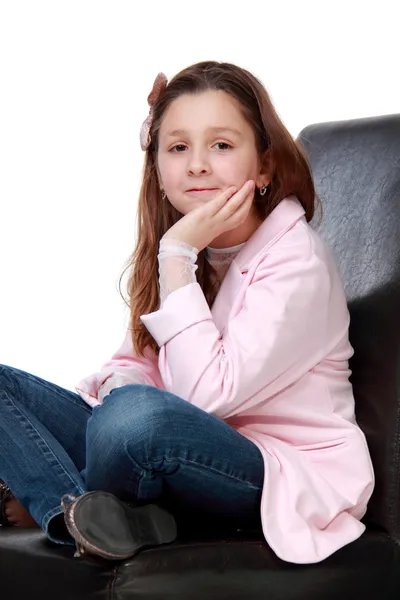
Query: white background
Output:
[[0, 0, 399, 392]]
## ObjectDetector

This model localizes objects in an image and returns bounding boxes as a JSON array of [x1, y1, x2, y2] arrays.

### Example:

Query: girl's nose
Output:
[[186, 150, 211, 176]]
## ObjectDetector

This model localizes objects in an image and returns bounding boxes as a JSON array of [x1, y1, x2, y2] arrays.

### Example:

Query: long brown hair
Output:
[[118, 61, 316, 356]]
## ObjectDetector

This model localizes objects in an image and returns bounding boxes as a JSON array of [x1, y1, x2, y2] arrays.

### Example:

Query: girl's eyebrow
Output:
[[165, 126, 243, 138]]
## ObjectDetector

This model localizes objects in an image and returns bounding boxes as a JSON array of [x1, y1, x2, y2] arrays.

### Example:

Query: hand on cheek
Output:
[[162, 180, 255, 251]]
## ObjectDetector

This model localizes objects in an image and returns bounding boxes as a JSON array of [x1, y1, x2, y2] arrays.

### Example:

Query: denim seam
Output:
[[3, 392, 86, 498], [137, 453, 263, 492], [1, 364, 92, 415], [165, 455, 263, 491]]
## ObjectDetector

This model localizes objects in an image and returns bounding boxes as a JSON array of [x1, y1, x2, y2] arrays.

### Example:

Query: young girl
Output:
[[0, 60, 374, 564]]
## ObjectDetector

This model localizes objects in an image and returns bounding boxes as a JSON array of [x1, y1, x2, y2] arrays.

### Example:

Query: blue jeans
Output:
[[0, 364, 264, 546]]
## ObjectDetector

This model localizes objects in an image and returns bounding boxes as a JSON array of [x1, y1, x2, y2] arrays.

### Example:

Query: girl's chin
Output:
[[169, 192, 220, 215]]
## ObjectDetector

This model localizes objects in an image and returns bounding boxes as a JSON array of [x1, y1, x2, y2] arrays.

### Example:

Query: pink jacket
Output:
[[76, 196, 374, 564]]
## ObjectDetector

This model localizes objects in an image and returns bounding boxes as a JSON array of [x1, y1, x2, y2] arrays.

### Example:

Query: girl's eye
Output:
[[213, 142, 232, 151], [169, 142, 232, 153]]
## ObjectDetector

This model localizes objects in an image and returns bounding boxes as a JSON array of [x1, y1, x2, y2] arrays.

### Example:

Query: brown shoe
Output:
[[0, 480, 13, 526], [0, 480, 38, 528]]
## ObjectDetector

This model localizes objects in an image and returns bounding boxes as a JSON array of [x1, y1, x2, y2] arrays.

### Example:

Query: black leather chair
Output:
[[1, 113, 400, 599]]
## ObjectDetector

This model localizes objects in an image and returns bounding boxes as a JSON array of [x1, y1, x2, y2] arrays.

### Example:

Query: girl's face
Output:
[[156, 90, 269, 218]]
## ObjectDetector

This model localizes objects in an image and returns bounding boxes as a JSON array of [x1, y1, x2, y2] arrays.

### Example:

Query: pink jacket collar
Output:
[[235, 195, 306, 270]]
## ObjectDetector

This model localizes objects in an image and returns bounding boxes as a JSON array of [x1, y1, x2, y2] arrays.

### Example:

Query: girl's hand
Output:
[[162, 180, 256, 252]]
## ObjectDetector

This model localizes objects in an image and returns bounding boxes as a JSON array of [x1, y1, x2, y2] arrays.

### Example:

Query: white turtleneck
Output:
[[205, 242, 245, 280]]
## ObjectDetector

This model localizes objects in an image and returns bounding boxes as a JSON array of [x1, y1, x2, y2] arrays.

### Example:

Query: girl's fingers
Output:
[[217, 180, 255, 220], [225, 190, 253, 226], [207, 186, 238, 216], [226, 192, 253, 226]]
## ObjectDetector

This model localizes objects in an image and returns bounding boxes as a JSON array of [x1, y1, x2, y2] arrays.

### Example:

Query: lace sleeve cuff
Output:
[[158, 238, 199, 305]]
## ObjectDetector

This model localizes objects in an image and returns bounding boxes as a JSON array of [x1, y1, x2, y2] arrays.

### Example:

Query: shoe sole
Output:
[[62, 491, 177, 560]]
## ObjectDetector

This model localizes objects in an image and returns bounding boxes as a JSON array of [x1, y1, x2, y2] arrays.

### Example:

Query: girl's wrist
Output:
[[159, 237, 199, 256]]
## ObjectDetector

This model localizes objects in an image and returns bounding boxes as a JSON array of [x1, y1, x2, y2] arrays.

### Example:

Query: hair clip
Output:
[[140, 73, 168, 151]]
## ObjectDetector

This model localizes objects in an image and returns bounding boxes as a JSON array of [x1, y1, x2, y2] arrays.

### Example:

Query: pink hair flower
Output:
[[139, 72, 168, 151]]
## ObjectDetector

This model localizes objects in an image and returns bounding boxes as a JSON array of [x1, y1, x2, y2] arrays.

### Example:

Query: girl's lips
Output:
[[186, 188, 219, 195]]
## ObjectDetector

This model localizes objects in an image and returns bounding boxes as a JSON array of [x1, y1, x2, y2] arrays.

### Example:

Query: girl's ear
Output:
[[256, 150, 272, 189]]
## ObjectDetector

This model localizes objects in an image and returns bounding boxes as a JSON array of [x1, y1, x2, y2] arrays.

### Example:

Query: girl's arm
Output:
[[141, 230, 347, 419], [75, 238, 196, 406]]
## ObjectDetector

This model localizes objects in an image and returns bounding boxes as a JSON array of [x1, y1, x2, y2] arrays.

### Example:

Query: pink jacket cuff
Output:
[[140, 283, 212, 347]]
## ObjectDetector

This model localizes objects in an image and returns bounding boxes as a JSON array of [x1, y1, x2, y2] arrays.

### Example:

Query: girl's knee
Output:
[[86, 385, 182, 486], [86, 384, 187, 457], [97, 383, 184, 419], [0, 365, 30, 396], [0, 365, 16, 398], [0, 364, 12, 381]]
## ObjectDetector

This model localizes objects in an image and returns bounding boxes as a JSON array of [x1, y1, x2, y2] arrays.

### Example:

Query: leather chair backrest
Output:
[[298, 114, 400, 540]]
